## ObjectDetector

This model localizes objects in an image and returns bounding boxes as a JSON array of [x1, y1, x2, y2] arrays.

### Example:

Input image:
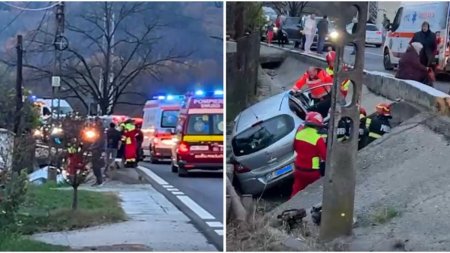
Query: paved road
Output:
[[280, 42, 450, 93], [138, 162, 223, 250]]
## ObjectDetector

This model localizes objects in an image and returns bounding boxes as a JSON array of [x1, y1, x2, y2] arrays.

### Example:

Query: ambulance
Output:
[[171, 90, 224, 177], [383, 2, 450, 73], [142, 95, 184, 163]]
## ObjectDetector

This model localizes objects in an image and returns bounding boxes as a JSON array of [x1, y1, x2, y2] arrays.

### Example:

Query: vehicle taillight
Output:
[[153, 138, 160, 144], [178, 142, 189, 153], [376, 31, 381, 35], [234, 163, 251, 173]]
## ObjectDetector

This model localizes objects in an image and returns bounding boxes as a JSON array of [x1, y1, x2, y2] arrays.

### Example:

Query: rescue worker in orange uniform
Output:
[[122, 120, 139, 168], [291, 67, 333, 118], [325, 51, 352, 100], [290, 112, 327, 199], [366, 103, 392, 144]]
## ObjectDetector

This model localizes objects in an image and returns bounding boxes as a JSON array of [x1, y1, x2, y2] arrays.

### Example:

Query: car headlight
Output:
[[273, 27, 278, 33], [329, 31, 339, 40]]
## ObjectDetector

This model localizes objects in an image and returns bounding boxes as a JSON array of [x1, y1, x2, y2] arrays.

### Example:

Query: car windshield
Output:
[[366, 24, 378, 31], [285, 17, 301, 25], [232, 114, 295, 156], [161, 110, 179, 128], [186, 114, 223, 135]]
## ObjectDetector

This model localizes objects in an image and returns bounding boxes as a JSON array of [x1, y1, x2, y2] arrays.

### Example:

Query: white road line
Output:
[[215, 229, 223, 236], [206, 221, 223, 228], [167, 188, 179, 192], [138, 166, 168, 185], [177, 195, 215, 220], [172, 191, 184, 195], [162, 185, 173, 188]]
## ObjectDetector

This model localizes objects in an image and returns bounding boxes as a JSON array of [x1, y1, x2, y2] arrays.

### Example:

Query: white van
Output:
[[141, 95, 184, 161], [35, 98, 73, 120], [383, 2, 450, 72]]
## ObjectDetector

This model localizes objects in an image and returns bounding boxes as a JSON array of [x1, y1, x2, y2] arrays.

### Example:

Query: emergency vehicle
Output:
[[34, 98, 73, 122], [171, 90, 224, 177], [142, 95, 184, 163], [383, 2, 450, 72]]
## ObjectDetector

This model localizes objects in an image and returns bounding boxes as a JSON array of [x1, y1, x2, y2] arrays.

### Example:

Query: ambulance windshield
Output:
[[161, 110, 179, 128], [186, 114, 223, 135]]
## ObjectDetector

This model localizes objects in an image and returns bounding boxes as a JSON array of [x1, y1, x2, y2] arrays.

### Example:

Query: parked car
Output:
[[284, 17, 303, 47], [261, 6, 278, 41], [346, 23, 383, 47], [230, 85, 333, 195]]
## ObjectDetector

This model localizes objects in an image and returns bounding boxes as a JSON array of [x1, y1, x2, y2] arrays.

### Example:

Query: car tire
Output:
[[171, 162, 178, 173], [383, 49, 394, 70], [376, 44, 382, 48], [294, 41, 300, 48], [178, 167, 188, 177]]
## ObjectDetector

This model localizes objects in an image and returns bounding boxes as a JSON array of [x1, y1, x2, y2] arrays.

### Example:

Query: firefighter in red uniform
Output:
[[290, 112, 327, 199], [291, 66, 333, 118], [122, 120, 139, 168], [325, 51, 352, 100]]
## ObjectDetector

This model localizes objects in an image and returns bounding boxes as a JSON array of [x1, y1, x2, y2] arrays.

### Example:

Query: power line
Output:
[[0, 2, 32, 35], [1, 2, 59, 11]]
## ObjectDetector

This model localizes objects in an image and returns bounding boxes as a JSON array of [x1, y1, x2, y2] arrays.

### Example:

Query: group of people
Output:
[[396, 21, 438, 86], [65, 117, 144, 187], [288, 50, 393, 198]]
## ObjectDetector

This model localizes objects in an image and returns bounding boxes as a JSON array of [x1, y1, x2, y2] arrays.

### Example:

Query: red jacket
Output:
[[293, 68, 333, 99], [293, 126, 327, 169]]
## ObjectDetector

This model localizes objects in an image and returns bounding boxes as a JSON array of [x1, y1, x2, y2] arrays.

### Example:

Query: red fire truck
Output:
[[171, 90, 224, 177]]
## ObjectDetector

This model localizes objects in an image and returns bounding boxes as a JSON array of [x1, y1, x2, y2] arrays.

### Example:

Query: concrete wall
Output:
[[0, 128, 14, 170], [226, 33, 260, 122]]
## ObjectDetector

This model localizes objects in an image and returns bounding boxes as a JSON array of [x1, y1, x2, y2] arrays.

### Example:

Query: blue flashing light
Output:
[[167, 95, 174, 100], [157, 96, 165, 100], [214, 90, 223, 96], [31, 95, 37, 101], [195, 90, 204, 96]]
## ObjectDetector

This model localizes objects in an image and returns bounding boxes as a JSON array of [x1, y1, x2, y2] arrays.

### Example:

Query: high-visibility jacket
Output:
[[293, 126, 327, 169], [366, 115, 391, 141], [122, 123, 138, 163], [325, 67, 351, 97], [293, 68, 333, 99]]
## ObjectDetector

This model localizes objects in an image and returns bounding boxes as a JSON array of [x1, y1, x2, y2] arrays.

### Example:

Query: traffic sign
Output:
[[54, 35, 68, 51], [52, 76, 61, 87]]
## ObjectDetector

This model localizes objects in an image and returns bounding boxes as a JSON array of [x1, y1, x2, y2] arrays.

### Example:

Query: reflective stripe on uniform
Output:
[[341, 80, 351, 91], [325, 67, 333, 76], [366, 118, 372, 129], [369, 132, 382, 139], [295, 127, 321, 169], [126, 137, 131, 144]]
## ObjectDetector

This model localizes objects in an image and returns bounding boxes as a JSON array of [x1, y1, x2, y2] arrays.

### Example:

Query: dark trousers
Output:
[[92, 151, 103, 184], [317, 35, 326, 54]]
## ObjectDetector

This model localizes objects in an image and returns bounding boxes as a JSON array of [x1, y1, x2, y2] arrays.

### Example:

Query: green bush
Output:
[[0, 170, 29, 231]]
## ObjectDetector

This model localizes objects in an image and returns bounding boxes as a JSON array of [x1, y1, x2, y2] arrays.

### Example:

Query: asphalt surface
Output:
[[138, 162, 223, 250], [280, 42, 450, 94]]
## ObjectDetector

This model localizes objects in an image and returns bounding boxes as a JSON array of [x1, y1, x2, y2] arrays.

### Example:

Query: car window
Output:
[[161, 110, 179, 128], [186, 114, 223, 135], [232, 114, 295, 156], [285, 17, 301, 25], [366, 25, 378, 31]]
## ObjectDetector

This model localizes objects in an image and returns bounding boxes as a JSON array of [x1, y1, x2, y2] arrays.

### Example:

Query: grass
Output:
[[17, 183, 126, 234], [370, 206, 399, 225], [0, 232, 70, 251]]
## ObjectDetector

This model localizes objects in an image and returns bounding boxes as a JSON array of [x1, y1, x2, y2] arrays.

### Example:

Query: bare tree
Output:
[[272, 2, 309, 17], [8, 2, 191, 115]]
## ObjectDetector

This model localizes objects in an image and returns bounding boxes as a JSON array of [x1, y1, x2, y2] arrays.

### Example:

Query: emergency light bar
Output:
[[152, 94, 185, 101], [185, 90, 223, 98]]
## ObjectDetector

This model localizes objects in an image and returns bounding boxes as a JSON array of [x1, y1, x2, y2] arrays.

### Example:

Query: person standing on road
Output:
[[366, 103, 392, 144], [410, 21, 437, 68], [317, 16, 329, 55], [291, 112, 327, 198], [396, 42, 432, 86], [105, 122, 121, 176], [382, 14, 390, 43], [304, 14, 317, 54]]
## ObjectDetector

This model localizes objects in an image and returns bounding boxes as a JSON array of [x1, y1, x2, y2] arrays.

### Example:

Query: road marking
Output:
[[215, 229, 223, 236], [172, 191, 184, 195], [162, 185, 173, 188], [177, 195, 215, 220], [206, 221, 223, 228], [138, 166, 168, 185], [167, 188, 179, 192]]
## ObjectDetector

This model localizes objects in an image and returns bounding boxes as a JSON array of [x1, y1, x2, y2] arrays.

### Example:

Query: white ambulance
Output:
[[141, 95, 184, 162], [383, 2, 450, 72]]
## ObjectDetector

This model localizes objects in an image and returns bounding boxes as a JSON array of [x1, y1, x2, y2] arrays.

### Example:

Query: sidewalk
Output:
[[31, 181, 217, 251]]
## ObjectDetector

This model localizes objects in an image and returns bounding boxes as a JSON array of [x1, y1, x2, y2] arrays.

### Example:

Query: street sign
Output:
[[52, 76, 61, 87], [54, 35, 68, 51]]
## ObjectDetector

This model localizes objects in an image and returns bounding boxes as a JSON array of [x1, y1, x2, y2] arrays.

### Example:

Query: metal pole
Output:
[[319, 2, 367, 242]]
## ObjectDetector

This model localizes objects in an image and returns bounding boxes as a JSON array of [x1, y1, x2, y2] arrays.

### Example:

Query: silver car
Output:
[[230, 91, 312, 195]]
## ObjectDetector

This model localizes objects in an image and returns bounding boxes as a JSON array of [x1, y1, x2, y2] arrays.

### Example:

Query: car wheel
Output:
[[376, 44, 382, 48], [171, 162, 178, 173], [178, 167, 188, 177], [294, 41, 300, 48], [383, 49, 394, 70]]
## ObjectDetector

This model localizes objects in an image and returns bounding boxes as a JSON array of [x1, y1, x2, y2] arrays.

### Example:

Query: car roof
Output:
[[234, 91, 292, 134]]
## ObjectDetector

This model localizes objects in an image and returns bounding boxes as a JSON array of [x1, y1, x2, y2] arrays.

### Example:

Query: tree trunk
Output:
[[226, 178, 247, 223], [72, 185, 78, 210]]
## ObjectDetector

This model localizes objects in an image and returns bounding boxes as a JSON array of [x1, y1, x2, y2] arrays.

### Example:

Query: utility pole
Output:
[[319, 2, 367, 242], [48, 1, 65, 182], [14, 35, 23, 135]]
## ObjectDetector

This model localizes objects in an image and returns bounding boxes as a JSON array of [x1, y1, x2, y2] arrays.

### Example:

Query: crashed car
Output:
[[230, 85, 332, 195], [28, 166, 66, 185]]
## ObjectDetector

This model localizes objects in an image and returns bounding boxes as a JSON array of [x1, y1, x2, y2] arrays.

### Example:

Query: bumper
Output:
[[178, 160, 222, 171], [153, 146, 172, 159]]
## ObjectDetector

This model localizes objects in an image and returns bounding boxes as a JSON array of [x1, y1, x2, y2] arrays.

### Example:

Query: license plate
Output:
[[274, 164, 293, 176], [190, 145, 209, 151]]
